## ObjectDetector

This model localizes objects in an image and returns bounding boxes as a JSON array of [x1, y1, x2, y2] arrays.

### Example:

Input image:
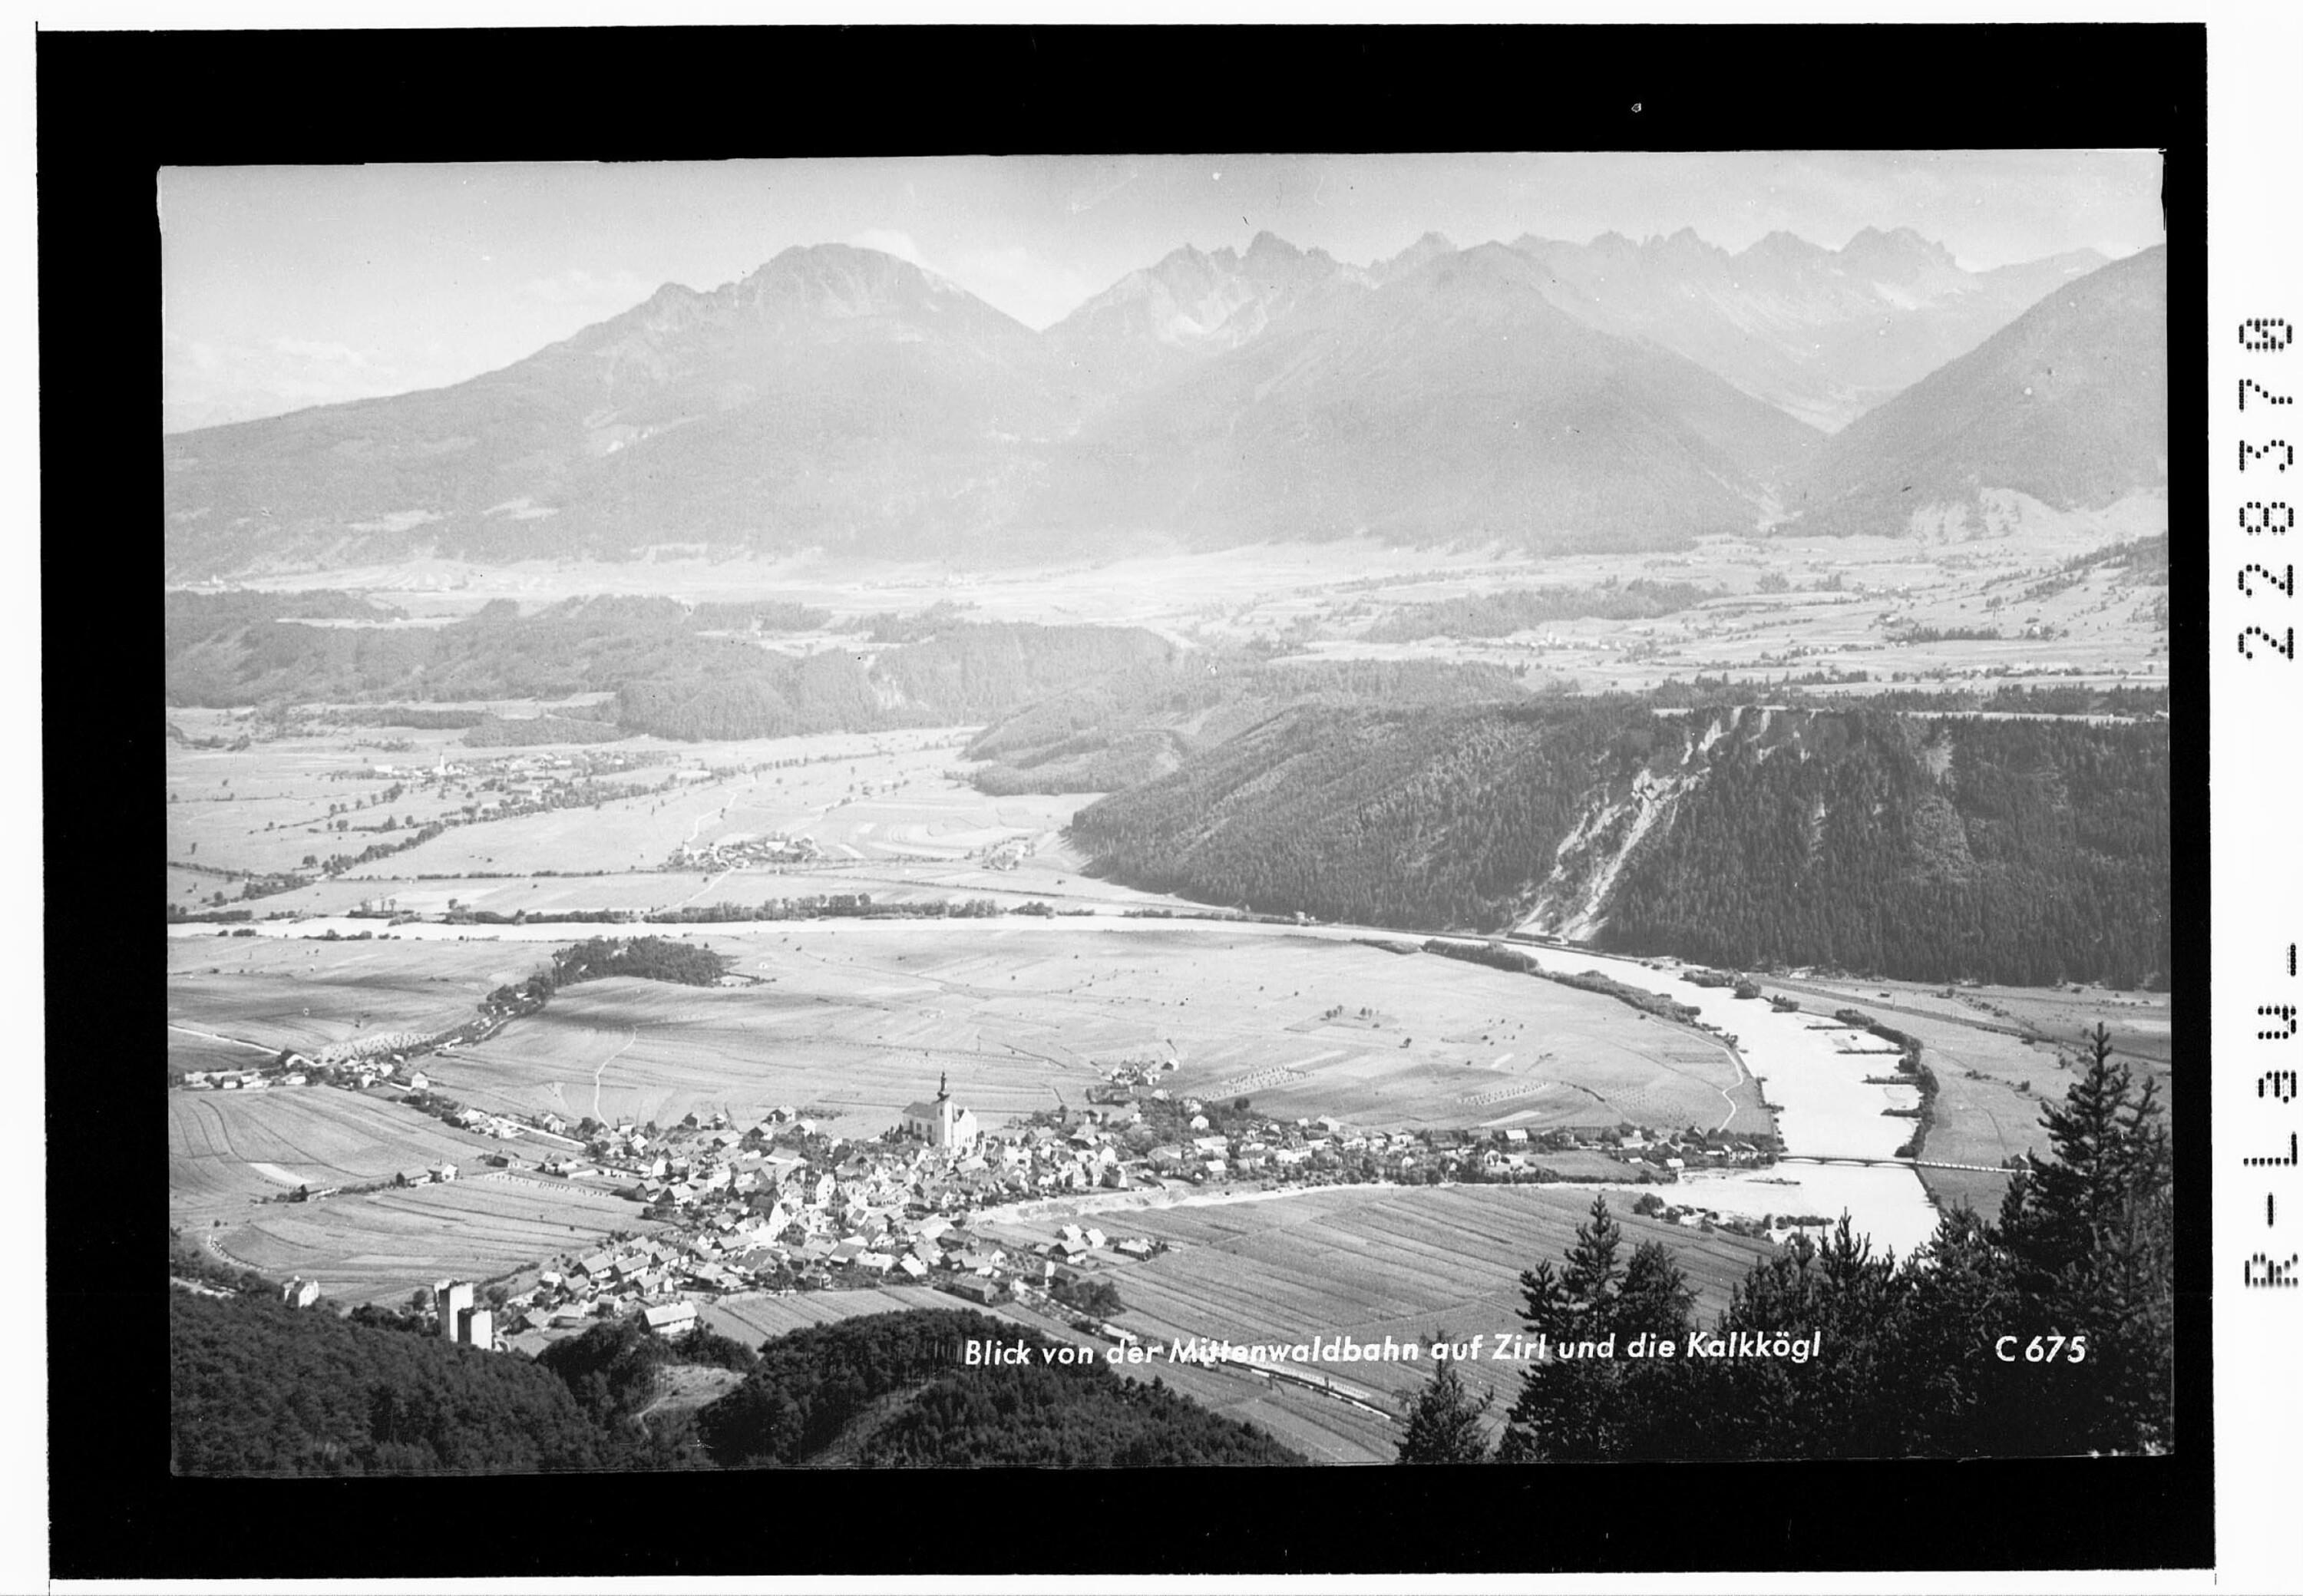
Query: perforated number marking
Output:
[[2245, 378, 2295, 408], [2241, 626, 2295, 659], [2248, 1134, 2300, 1169], [2245, 1254, 2301, 1287], [2243, 563, 2296, 597], [2261, 1005, 2298, 1040], [2243, 317, 2295, 350], [2242, 440, 2295, 472], [2243, 501, 2295, 534]]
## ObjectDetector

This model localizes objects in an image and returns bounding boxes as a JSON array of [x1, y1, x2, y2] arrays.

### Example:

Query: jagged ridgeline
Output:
[[1068, 702, 2169, 986]]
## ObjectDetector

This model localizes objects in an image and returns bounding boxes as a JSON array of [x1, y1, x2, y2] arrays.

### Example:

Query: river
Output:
[[170, 912, 1947, 1257], [1484, 943, 1946, 1260]]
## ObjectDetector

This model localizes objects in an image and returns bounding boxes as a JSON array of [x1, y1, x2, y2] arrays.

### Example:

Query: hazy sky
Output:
[[161, 150, 2164, 432]]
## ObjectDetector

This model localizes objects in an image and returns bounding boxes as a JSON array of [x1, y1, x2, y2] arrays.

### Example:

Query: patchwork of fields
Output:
[[978, 1182, 1777, 1416], [394, 923, 1753, 1138], [168, 936, 539, 1056], [213, 1173, 664, 1308], [170, 1085, 515, 1216]]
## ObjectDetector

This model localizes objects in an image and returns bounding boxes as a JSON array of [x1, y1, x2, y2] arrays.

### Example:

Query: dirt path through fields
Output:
[[169, 1023, 278, 1055], [593, 1026, 637, 1122]]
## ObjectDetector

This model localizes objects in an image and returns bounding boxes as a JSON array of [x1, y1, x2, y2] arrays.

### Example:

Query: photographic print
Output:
[[163, 148, 2173, 1478]]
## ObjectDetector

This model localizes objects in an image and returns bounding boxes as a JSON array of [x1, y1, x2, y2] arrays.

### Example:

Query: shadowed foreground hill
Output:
[[1068, 700, 2169, 986], [170, 1289, 618, 1475], [696, 1310, 1305, 1468], [171, 1290, 1299, 1473]]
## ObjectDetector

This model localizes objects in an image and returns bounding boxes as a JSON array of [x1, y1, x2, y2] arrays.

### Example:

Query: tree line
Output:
[[163, 589, 1180, 744], [1363, 578, 1720, 643], [1398, 1026, 2172, 1462]]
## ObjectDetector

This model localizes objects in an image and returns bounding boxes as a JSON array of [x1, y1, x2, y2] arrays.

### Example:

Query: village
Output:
[[181, 1023, 1792, 1361]]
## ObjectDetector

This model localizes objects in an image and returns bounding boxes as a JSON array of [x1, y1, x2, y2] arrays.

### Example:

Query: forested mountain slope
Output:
[[964, 655, 1528, 795], [1787, 246, 2167, 537], [1069, 702, 2169, 986]]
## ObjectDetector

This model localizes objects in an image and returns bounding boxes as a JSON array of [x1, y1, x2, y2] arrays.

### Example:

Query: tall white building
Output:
[[435, 1279, 474, 1343], [900, 1072, 980, 1152]]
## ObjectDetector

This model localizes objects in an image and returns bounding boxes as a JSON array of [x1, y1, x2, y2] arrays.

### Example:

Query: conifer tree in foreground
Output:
[[1476, 1029, 2172, 1462], [1396, 1333, 1494, 1463], [1992, 1021, 2174, 1452]]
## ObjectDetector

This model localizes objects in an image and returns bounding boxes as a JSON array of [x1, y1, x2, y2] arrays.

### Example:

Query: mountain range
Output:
[[161, 230, 2164, 579], [1508, 226, 2112, 431]]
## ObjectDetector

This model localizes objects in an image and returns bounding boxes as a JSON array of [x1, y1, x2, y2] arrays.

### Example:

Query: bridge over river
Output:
[[1777, 1153, 2013, 1175]]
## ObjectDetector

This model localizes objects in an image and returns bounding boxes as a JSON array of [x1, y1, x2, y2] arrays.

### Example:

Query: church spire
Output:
[[938, 1070, 948, 1099]]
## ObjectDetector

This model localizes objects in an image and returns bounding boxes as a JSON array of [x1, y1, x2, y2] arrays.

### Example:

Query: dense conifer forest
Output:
[[170, 1291, 633, 1475], [1069, 700, 2169, 985], [964, 654, 1528, 795], [170, 1248, 1299, 1473]]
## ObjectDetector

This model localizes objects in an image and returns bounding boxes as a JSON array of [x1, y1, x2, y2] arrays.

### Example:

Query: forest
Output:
[[161, 589, 1176, 742], [1363, 578, 1720, 642], [170, 1273, 1294, 1474], [169, 1290, 672, 1475], [693, 1308, 1303, 1468], [965, 653, 1527, 796], [1069, 700, 2169, 986], [1400, 1026, 2174, 1462]]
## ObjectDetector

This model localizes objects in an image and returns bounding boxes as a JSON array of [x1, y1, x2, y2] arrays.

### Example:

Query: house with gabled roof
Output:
[[642, 1302, 697, 1338]]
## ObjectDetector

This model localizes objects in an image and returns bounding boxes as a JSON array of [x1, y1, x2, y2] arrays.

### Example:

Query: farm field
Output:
[[1783, 970, 2172, 1067], [165, 1026, 274, 1081], [236, 513, 2166, 699], [411, 923, 1756, 1138], [335, 736, 970, 881], [211, 1171, 666, 1308], [167, 721, 524, 877], [1280, 503, 2168, 696], [167, 936, 534, 1056], [213, 536, 1518, 643], [170, 1083, 514, 1218], [976, 1182, 1778, 1416], [986, 1287, 1403, 1464], [697, 1283, 951, 1343]]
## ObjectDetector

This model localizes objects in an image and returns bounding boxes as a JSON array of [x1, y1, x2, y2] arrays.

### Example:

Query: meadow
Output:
[[976, 1181, 1778, 1416], [169, 1084, 514, 1216], [407, 922, 1752, 1137], [168, 936, 538, 1056], [212, 1172, 663, 1308]]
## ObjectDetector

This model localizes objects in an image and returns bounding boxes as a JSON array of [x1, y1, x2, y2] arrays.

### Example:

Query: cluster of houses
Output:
[[178, 1068, 288, 1092], [664, 831, 826, 871]]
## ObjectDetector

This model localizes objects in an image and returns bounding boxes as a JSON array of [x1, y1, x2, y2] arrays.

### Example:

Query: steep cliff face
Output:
[[1522, 705, 1862, 939]]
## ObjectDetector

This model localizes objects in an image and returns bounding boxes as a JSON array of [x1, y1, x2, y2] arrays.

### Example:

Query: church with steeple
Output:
[[900, 1070, 980, 1152]]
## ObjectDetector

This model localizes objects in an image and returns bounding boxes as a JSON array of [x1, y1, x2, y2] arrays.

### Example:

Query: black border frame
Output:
[[55, 20, 2209, 1580]]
